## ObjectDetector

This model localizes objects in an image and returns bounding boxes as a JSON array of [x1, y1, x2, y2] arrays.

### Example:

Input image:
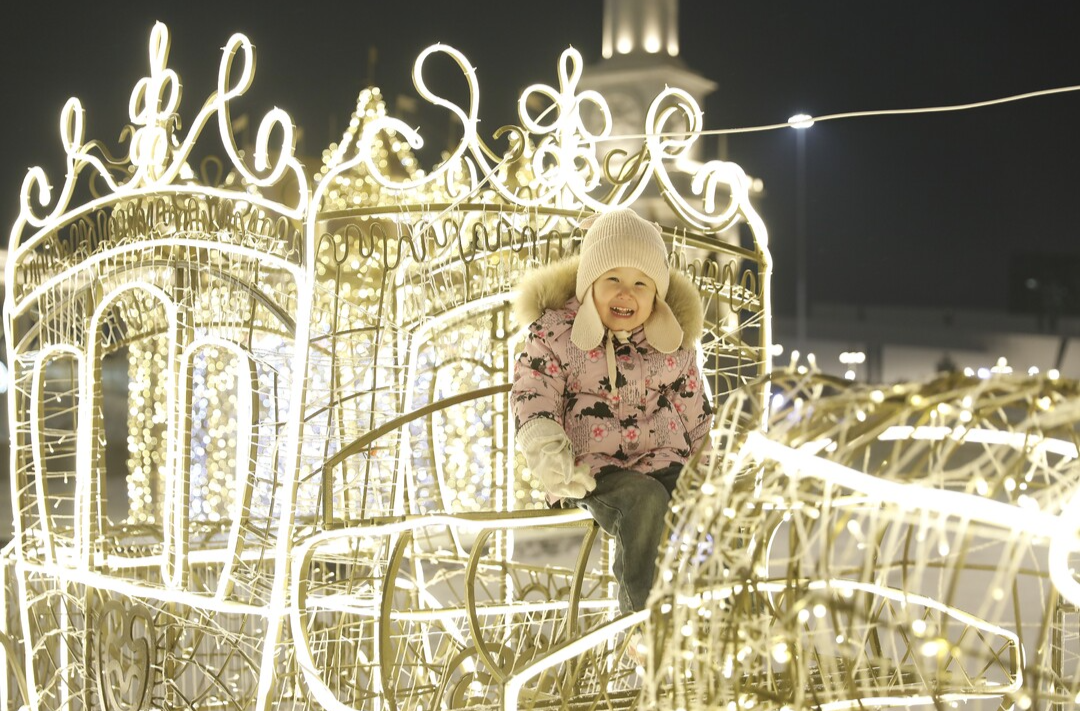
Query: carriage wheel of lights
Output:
[[640, 369, 1080, 711], [0, 22, 775, 711]]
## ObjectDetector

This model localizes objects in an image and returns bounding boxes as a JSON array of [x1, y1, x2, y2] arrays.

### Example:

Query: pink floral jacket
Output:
[[510, 258, 713, 479]]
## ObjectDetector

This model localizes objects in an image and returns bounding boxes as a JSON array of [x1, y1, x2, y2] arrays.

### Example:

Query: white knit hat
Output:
[[570, 209, 684, 354]]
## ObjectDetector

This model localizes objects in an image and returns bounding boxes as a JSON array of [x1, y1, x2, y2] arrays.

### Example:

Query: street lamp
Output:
[[788, 113, 814, 354]]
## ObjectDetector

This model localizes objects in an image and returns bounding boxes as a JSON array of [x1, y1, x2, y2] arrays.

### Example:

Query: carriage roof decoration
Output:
[[7, 21, 772, 383], [7, 21, 772, 233], [1, 21, 773, 711]]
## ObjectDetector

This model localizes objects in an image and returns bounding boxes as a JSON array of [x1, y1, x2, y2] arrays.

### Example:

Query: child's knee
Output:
[[631, 476, 671, 519], [593, 470, 670, 520]]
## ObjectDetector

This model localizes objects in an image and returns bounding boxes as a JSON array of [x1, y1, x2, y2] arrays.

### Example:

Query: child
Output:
[[511, 208, 713, 614]]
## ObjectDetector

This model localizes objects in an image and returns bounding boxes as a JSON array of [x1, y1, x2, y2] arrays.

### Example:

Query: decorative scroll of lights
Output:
[[0, 21, 777, 711], [314, 43, 767, 237]]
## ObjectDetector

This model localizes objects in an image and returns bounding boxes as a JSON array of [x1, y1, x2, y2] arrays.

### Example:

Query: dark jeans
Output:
[[564, 464, 682, 614]]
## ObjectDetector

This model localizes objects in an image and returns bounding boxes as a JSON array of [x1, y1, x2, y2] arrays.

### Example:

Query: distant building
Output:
[[774, 303, 1080, 383]]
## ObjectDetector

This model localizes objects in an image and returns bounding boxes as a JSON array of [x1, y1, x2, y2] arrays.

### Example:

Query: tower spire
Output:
[[602, 0, 679, 59]]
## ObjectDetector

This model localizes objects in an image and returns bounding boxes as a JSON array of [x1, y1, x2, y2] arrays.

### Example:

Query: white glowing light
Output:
[[876, 425, 1077, 460], [504, 610, 648, 711], [920, 640, 943, 657], [746, 430, 1080, 614], [747, 432, 1069, 539]]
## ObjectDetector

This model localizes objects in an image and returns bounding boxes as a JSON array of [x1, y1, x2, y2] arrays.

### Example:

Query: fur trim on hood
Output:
[[512, 256, 705, 349]]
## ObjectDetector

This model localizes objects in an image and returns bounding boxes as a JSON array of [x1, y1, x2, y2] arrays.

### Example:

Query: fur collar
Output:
[[512, 256, 705, 348]]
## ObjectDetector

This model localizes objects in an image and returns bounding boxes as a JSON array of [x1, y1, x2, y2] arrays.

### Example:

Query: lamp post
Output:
[[789, 113, 814, 354]]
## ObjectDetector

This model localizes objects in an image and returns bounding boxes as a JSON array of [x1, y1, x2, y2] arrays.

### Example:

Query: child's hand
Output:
[[537, 458, 596, 499], [518, 419, 597, 499]]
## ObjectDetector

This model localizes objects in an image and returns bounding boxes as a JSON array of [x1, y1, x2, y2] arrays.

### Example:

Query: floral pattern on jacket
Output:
[[511, 297, 713, 478]]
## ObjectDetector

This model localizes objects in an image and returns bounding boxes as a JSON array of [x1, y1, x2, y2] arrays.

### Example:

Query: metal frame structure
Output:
[[5, 18, 1080, 711], [0, 23, 770, 711]]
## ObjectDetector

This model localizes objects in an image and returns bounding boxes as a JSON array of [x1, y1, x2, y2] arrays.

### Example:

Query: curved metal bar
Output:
[[322, 384, 511, 474], [503, 610, 649, 711], [379, 529, 413, 711], [320, 384, 512, 522], [464, 527, 509, 685], [563, 521, 601, 642]]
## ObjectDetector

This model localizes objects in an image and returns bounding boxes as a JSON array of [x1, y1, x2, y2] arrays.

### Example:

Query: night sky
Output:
[[3, 1, 1080, 317]]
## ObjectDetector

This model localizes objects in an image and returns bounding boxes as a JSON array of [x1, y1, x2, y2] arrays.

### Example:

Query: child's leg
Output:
[[651, 463, 682, 497], [571, 467, 675, 613]]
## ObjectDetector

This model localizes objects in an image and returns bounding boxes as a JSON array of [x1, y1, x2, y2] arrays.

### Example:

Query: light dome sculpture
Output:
[[646, 370, 1080, 710]]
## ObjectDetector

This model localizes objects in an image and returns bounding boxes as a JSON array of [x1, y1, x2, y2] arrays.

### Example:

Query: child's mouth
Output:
[[610, 306, 634, 317]]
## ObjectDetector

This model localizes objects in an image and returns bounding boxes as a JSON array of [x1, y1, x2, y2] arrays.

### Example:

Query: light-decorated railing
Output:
[[1, 21, 770, 711]]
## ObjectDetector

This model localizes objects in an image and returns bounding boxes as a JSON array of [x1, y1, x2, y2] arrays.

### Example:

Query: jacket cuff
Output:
[[517, 417, 568, 451]]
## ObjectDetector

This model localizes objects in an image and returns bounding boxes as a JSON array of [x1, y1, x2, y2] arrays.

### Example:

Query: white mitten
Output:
[[518, 419, 597, 499]]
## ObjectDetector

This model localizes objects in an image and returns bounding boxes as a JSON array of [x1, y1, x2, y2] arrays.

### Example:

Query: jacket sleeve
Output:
[[511, 319, 568, 431], [676, 354, 713, 456]]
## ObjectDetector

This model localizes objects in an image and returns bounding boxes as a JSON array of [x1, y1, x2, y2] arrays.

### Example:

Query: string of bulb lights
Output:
[[594, 82, 1080, 142]]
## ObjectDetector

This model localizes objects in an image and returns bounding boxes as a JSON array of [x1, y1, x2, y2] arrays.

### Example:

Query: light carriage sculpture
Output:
[[8, 19, 1080, 711], [0, 23, 772, 711]]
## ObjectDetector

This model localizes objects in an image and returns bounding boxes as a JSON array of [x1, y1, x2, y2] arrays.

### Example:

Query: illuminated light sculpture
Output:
[[641, 370, 1080, 710], [1, 23, 770, 711]]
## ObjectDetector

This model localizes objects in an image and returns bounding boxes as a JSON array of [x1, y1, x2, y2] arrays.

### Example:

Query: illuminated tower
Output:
[[582, 0, 718, 218], [602, 0, 681, 59]]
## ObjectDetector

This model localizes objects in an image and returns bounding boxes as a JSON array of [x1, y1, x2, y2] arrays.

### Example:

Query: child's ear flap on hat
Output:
[[643, 300, 684, 353]]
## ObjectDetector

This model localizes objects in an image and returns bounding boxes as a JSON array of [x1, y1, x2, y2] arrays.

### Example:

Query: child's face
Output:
[[591, 266, 657, 332]]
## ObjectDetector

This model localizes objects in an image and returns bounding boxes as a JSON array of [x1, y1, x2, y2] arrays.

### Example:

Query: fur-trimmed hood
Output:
[[512, 256, 705, 349]]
